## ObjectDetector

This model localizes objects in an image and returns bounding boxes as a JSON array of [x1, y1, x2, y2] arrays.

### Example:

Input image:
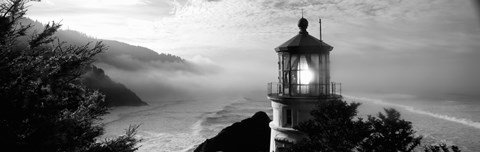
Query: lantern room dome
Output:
[[275, 18, 333, 53]]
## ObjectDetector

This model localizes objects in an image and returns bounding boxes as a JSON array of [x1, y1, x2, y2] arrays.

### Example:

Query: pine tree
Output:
[[287, 99, 370, 152], [357, 108, 422, 152], [287, 98, 423, 152], [0, 0, 140, 151]]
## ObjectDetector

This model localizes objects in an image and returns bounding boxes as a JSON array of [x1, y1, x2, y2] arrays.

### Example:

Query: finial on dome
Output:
[[298, 17, 308, 34], [298, 9, 308, 34]]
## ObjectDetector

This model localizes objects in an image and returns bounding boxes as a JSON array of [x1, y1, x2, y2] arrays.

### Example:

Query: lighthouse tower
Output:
[[267, 17, 341, 152]]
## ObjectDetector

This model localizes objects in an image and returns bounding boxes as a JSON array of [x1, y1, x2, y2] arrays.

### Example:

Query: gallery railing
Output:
[[267, 82, 341, 98]]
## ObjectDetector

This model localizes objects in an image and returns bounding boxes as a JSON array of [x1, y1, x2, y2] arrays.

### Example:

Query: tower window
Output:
[[275, 139, 293, 152], [285, 109, 292, 127]]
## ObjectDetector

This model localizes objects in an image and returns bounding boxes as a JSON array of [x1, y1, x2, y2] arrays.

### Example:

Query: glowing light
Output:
[[300, 69, 314, 84], [298, 56, 314, 84]]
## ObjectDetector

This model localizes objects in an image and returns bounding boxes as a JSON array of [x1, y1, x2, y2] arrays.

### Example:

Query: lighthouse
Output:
[[267, 17, 342, 152]]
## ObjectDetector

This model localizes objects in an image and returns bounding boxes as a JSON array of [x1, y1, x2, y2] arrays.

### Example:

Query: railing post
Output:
[[339, 83, 342, 95], [331, 82, 335, 95]]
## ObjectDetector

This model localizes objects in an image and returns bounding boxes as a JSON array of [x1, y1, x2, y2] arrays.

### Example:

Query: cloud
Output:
[[151, 0, 480, 98], [26, 0, 176, 45], [27, 0, 480, 101]]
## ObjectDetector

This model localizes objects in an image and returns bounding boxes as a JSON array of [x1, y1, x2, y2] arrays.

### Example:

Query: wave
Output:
[[344, 95, 480, 129], [102, 100, 186, 126]]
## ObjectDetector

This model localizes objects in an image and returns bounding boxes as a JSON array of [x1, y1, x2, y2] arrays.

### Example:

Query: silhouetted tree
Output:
[[287, 98, 423, 152], [0, 0, 140, 151], [358, 108, 422, 152], [287, 99, 370, 152], [424, 143, 461, 152]]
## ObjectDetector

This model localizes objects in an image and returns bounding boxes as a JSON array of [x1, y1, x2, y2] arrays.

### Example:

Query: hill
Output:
[[20, 18, 185, 70], [19, 18, 190, 105], [82, 66, 147, 107]]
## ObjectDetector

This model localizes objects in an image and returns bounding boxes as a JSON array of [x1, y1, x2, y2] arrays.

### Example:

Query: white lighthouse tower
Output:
[[267, 17, 341, 152]]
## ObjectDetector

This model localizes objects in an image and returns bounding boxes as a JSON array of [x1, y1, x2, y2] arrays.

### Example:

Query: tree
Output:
[[0, 0, 140, 151], [287, 98, 423, 152], [287, 99, 370, 152], [423, 143, 461, 152], [358, 108, 422, 152]]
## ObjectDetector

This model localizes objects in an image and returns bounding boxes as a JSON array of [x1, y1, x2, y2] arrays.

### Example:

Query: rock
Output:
[[194, 111, 271, 152], [81, 66, 148, 107]]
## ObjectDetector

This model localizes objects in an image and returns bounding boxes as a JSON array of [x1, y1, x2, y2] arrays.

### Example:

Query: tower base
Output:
[[268, 95, 342, 152]]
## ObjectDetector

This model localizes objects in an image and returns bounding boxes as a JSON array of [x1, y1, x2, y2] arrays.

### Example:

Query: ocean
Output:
[[100, 93, 480, 152]]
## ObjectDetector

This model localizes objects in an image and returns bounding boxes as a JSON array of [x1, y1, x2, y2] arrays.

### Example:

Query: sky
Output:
[[26, 0, 480, 101]]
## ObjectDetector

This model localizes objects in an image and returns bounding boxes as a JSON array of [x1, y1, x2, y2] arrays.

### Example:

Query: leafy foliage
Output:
[[87, 125, 141, 152], [358, 108, 422, 152], [424, 143, 461, 152], [0, 0, 140, 151], [287, 98, 425, 152], [288, 100, 370, 152]]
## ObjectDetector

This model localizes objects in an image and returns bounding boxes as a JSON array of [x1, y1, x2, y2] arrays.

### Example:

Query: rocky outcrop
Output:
[[194, 111, 271, 152], [82, 66, 147, 107]]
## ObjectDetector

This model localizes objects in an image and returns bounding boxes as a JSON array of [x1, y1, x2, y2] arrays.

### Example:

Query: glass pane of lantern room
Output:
[[278, 54, 282, 82], [320, 53, 329, 95], [282, 54, 290, 95], [308, 54, 320, 96], [290, 54, 299, 95], [298, 55, 310, 94]]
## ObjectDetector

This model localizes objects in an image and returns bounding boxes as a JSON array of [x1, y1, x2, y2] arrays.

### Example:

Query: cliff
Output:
[[194, 111, 271, 152], [81, 66, 148, 107]]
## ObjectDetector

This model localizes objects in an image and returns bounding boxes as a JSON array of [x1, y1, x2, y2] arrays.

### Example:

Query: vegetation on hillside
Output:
[[0, 0, 140, 151], [82, 65, 148, 107]]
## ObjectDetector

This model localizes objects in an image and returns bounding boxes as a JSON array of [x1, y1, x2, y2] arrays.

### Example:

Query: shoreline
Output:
[[100, 97, 251, 152], [100, 94, 480, 152]]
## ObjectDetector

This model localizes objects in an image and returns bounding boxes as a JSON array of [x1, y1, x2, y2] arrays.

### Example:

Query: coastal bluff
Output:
[[82, 66, 148, 107], [194, 111, 271, 152]]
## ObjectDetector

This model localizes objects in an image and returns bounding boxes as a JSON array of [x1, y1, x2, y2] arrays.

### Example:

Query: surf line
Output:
[[344, 95, 480, 130]]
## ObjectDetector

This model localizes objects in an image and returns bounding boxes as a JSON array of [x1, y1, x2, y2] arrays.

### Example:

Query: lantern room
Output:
[[268, 17, 339, 97]]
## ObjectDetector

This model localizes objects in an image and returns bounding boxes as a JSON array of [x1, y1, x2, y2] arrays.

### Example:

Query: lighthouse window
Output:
[[285, 109, 292, 127], [275, 139, 293, 152]]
